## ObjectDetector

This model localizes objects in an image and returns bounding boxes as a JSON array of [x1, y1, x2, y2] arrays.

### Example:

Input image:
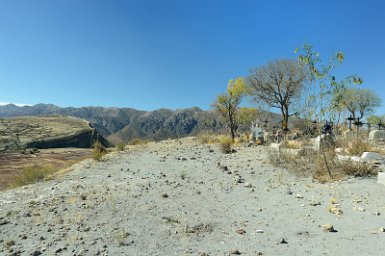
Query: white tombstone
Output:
[[378, 171, 385, 186], [252, 126, 265, 143], [361, 152, 385, 164], [369, 130, 385, 142], [314, 134, 335, 151]]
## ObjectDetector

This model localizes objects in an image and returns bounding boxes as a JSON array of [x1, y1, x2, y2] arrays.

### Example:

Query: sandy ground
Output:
[[1, 137, 385, 255]]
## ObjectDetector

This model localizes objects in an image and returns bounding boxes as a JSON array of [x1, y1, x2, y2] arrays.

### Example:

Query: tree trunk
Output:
[[228, 107, 235, 143]]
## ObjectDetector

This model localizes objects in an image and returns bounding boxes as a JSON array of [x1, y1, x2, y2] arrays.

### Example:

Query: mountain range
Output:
[[0, 104, 226, 145]]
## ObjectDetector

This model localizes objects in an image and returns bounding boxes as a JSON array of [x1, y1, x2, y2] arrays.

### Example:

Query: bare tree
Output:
[[248, 59, 306, 131]]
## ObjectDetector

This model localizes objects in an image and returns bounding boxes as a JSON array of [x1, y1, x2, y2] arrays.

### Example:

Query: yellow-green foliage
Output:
[[212, 78, 246, 142], [11, 165, 56, 187], [116, 142, 126, 151], [219, 136, 232, 154], [93, 140, 107, 161], [237, 108, 258, 130]]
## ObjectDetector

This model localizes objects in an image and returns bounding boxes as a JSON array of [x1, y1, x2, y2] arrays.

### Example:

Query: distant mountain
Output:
[[0, 104, 225, 145]]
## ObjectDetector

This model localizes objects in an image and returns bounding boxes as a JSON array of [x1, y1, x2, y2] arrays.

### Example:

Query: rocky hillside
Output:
[[0, 116, 109, 151], [0, 104, 225, 144]]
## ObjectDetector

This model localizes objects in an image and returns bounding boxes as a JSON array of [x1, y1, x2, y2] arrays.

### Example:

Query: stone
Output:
[[378, 172, 385, 186], [229, 248, 241, 255], [295, 194, 303, 199], [244, 183, 252, 188], [322, 224, 335, 232]]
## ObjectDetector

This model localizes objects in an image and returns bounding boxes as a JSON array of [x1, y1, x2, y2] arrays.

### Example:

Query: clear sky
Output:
[[1, 0, 384, 113]]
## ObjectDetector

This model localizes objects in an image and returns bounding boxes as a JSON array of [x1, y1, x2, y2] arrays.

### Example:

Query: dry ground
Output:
[[1, 137, 385, 255], [0, 148, 92, 190]]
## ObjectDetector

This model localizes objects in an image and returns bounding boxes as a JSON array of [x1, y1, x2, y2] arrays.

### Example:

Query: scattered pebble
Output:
[[322, 224, 336, 232]]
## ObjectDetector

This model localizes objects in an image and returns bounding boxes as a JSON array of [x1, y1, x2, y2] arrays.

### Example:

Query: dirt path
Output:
[[1, 138, 385, 255]]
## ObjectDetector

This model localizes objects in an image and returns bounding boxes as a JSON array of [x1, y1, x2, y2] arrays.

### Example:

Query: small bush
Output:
[[340, 161, 375, 177], [219, 137, 232, 154], [116, 142, 126, 151], [93, 141, 107, 161], [11, 165, 56, 187], [347, 139, 371, 156]]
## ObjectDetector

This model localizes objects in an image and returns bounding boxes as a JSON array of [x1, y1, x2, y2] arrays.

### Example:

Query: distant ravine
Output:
[[0, 103, 225, 145]]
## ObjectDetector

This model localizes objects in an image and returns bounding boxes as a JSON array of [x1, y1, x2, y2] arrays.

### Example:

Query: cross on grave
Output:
[[346, 115, 355, 131], [354, 118, 364, 136], [377, 121, 384, 130]]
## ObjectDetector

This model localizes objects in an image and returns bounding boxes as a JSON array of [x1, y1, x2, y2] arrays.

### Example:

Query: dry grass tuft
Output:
[[282, 140, 302, 149], [339, 161, 375, 177], [196, 133, 220, 144], [93, 141, 107, 161], [219, 136, 233, 154], [116, 142, 126, 151], [11, 165, 56, 187], [347, 139, 371, 156]]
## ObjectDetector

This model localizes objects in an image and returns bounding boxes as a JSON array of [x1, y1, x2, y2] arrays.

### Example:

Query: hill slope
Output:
[[0, 116, 109, 150]]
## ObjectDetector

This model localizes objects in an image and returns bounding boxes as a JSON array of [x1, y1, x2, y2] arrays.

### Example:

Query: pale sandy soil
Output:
[[1, 137, 385, 255]]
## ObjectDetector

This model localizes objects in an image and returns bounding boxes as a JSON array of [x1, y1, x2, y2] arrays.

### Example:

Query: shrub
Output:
[[93, 141, 107, 161], [11, 165, 56, 187], [219, 136, 232, 154], [347, 139, 371, 156], [340, 161, 375, 177], [116, 142, 126, 151]]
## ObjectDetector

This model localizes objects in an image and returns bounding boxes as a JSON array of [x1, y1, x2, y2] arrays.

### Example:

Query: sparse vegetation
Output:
[[219, 136, 233, 154], [93, 140, 107, 161], [128, 138, 148, 145], [116, 142, 126, 151], [196, 132, 219, 144], [11, 165, 56, 187], [347, 139, 371, 156]]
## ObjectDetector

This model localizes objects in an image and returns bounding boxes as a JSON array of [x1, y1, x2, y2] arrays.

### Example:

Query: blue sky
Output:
[[0, 0, 384, 114]]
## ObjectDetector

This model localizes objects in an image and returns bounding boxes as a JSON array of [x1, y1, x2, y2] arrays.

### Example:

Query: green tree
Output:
[[295, 43, 362, 123], [236, 107, 259, 131], [213, 78, 246, 142], [339, 88, 382, 120], [366, 115, 382, 126], [248, 59, 306, 131]]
